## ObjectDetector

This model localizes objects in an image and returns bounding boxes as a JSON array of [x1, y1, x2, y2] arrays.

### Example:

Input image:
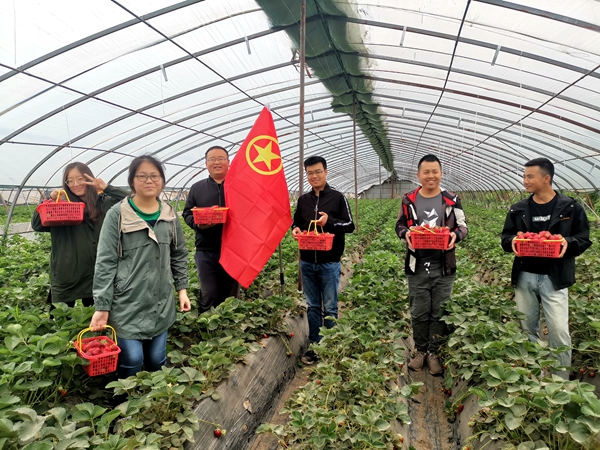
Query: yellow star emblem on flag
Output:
[[246, 135, 283, 175]]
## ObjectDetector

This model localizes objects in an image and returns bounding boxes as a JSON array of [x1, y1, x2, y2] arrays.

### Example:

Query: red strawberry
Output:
[[214, 429, 222, 438], [456, 404, 464, 414]]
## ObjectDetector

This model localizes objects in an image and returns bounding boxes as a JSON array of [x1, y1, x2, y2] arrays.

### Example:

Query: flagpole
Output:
[[353, 97, 359, 233], [379, 156, 382, 208], [297, 0, 306, 293], [278, 243, 285, 295]]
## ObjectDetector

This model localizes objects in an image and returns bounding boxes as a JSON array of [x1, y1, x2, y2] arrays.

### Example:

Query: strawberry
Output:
[[580, 368, 586, 374], [589, 372, 596, 378], [289, 333, 294, 338], [214, 429, 222, 438], [263, 334, 268, 339], [456, 404, 464, 414], [60, 389, 67, 396]]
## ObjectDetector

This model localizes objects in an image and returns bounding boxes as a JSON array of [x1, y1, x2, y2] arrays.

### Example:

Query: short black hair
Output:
[[417, 154, 442, 171], [525, 157, 554, 183], [205, 146, 229, 159], [128, 155, 166, 193], [304, 155, 327, 170]]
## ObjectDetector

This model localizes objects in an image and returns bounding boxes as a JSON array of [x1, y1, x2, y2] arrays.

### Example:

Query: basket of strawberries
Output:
[[514, 231, 564, 258], [192, 206, 229, 225], [297, 220, 334, 251], [36, 190, 85, 226], [74, 326, 121, 376], [409, 224, 451, 250]]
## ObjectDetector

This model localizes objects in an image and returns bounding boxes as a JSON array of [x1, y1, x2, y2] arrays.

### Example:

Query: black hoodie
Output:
[[292, 183, 355, 263]]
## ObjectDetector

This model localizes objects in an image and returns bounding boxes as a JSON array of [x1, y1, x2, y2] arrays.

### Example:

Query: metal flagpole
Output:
[[378, 157, 382, 208], [297, 0, 306, 292], [353, 97, 359, 232]]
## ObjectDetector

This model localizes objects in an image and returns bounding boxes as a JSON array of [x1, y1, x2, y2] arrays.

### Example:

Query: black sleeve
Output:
[[325, 195, 355, 234], [182, 185, 197, 231], [292, 199, 306, 231], [564, 203, 592, 257], [501, 209, 518, 253], [395, 202, 409, 240]]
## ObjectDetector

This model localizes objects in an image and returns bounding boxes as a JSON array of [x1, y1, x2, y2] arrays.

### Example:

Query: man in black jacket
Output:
[[182, 146, 240, 312], [292, 156, 355, 364], [501, 158, 591, 379]]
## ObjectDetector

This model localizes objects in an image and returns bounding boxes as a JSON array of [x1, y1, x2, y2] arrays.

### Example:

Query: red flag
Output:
[[220, 107, 292, 288]]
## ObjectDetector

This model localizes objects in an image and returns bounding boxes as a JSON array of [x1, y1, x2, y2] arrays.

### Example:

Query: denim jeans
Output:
[[514, 272, 571, 375], [407, 266, 455, 354], [117, 330, 168, 378], [300, 260, 341, 344]]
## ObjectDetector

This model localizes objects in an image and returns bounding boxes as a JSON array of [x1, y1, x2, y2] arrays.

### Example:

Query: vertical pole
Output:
[[353, 98, 359, 232], [378, 158, 382, 208], [278, 244, 285, 296], [297, 0, 306, 293]]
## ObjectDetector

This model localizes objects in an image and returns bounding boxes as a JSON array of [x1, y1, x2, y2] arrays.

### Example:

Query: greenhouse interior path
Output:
[[248, 246, 456, 450], [407, 369, 454, 450]]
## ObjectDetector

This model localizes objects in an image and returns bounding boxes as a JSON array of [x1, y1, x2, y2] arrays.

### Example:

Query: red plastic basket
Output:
[[192, 206, 229, 225], [515, 239, 562, 258], [74, 326, 121, 377], [36, 190, 85, 226], [410, 230, 450, 250], [297, 220, 334, 251]]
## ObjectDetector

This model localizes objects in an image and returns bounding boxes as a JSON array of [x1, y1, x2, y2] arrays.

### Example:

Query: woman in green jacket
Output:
[[90, 155, 190, 378], [31, 162, 128, 307]]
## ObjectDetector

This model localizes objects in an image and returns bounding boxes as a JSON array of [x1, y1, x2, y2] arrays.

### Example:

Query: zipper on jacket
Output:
[[313, 194, 320, 263], [217, 183, 223, 207]]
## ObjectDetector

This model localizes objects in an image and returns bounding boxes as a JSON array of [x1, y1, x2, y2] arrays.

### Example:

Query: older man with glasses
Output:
[[183, 146, 240, 312], [292, 156, 355, 364]]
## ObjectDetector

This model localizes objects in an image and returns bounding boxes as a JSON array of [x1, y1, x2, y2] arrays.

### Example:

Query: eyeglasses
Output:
[[134, 174, 162, 182], [207, 156, 228, 163], [306, 170, 324, 177], [65, 177, 86, 186]]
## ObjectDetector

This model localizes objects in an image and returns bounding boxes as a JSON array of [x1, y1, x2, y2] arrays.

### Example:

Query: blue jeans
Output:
[[117, 331, 168, 378], [300, 261, 341, 344], [514, 272, 571, 376]]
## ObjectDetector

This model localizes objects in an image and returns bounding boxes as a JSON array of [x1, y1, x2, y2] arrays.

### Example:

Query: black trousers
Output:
[[47, 291, 94, 314], [194, 250, 240, 313]]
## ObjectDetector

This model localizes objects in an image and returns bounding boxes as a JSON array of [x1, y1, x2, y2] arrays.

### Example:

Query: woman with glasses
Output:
[[90, 155, 190, 378], [31, 162, 128, 308]]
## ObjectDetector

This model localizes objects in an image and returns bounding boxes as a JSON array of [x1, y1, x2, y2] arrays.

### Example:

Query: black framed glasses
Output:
[[134, 174, 162, 182]]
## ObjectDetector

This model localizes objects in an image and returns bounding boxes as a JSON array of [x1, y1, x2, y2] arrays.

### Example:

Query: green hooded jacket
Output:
[[93, 198, 188, 340], [31, 186, 129, 303]]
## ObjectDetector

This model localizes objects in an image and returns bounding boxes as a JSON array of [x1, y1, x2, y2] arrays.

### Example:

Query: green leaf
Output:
[[17, 416, 46, 443], [505, 412, 522, 430], [0, 395, 21, 409], [4, 336, 21, 351], [568, 421, 590, 443]]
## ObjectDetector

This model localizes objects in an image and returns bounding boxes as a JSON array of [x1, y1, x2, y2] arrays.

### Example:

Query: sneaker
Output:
[[301, 350, 319, 365], [408, 351, 426, 371], [428, 353, 443, 376]]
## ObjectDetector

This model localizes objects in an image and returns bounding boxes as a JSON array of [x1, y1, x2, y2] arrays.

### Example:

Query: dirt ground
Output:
[[248, 365, 312, 450], [406, 368, 455, 450]]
